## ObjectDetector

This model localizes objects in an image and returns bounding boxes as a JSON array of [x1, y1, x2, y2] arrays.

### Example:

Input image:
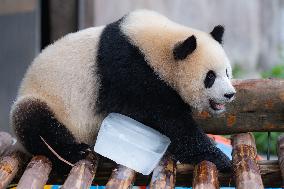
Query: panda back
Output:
[[15, 26, 105, 143]]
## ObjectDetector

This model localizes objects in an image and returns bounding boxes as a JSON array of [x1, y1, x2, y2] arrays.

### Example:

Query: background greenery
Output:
[[232, 63, 284, 155], [257, 64, 284, 155]]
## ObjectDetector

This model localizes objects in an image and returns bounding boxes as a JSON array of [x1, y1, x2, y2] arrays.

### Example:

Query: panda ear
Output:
[[173, 35, 197, 60], [210, 25, 224, 44]]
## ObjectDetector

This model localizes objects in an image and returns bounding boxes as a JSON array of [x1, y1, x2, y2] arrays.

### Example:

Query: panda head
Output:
[[121, 10, 235, 114], [172, 25, 236, 114]]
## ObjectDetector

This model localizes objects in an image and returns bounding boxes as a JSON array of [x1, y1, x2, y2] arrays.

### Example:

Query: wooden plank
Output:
[[193, 161, 219, 189], [231, 133, 264, 189], [150, 154, 176, 189], [17, 155, 52, 189], [106, 165, 136, 189], [194, 79, 284, 134], [277, 134, 284, 184], [61, 153, 99, 189], [259, 160, 281, 187]]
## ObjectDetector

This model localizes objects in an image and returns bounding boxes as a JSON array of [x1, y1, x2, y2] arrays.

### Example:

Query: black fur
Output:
[[96, 18, 231, 171], [204, 70, 216, 88], [173, 35, 197, 60], [12, 98, 90, 174], [210, 25, 224, 44]]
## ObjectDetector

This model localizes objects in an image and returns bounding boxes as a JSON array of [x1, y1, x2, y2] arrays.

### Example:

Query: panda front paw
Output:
[[202, 148, 232, 172], [210, 156, 232, 172], [177, 147, 232, 172]]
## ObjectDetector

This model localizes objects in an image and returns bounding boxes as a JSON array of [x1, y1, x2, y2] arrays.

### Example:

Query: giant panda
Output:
[[10, 10, 236, 173]]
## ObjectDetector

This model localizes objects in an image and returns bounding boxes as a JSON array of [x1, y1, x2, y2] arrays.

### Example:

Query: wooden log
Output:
[[193, 79, 284, 134], [0, 151, 22, 189], [149, 154, 176, 189], [192, 161, 219, 189], [174, 160, 281, 187], [61, 153, 99, 189], [106, 165, 136, 189], [231, 133, 264, 189], [46, 159, 281, 187], [277, 134, 284, 185], [259, 160, 281, 187], [17, 155, 52, 189], [0, 132, 14, 156]]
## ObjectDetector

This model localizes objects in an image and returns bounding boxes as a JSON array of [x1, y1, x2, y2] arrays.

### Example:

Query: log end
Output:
[[193, 161, 219, 189]]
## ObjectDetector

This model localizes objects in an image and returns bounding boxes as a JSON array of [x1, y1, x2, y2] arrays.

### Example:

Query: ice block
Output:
[[94, 113, 171, 175]]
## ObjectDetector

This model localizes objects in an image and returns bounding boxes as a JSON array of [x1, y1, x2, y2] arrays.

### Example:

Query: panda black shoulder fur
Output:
[[11, 10, 236, 173]]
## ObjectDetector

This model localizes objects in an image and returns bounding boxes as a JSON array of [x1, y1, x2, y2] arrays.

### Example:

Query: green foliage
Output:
[[230, 64, 284, 155], [262, 64, 284, 78], [253, 132, 281, 156], [232, 64, 245, 78], [253, 64, 284, 155]]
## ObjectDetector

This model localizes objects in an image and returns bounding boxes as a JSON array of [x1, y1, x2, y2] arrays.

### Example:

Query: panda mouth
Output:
[[209, 99, 225, 111]]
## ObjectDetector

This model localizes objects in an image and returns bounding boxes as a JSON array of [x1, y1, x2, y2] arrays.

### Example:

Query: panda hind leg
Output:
[[11, 97, 90, 174]]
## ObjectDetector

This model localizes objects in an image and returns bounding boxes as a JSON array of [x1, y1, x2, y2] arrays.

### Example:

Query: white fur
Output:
[[12, 10, 235, 147], [12, 26, 105, 144], [121, 10, 235, 113]]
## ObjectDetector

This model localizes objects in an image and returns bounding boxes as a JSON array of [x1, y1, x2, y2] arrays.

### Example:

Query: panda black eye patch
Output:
[[204, 70, 216, 88]]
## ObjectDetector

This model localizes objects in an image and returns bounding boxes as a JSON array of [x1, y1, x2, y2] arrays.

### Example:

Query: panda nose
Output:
[[224, 92, 235, 99]]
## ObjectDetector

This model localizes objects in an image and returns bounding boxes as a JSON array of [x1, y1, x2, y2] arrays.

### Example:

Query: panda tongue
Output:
[[216, 103, 225, 110]]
